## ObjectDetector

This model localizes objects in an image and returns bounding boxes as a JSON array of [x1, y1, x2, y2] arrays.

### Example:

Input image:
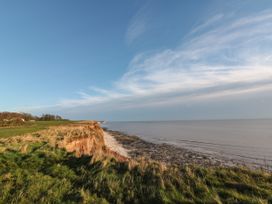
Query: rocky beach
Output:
[[104, 129, 271, 171]]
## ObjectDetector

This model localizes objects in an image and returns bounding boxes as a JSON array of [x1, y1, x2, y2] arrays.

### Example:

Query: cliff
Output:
[[2, 121, 128, 162]]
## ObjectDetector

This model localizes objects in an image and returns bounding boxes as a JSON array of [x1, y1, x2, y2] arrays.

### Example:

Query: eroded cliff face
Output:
[[2, 121, 128, 162], [49, 121, 106, 157], [50, 121, 128, 161]]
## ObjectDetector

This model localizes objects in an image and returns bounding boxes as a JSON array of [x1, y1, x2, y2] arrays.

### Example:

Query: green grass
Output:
[[0, 121, 73, 138], [0, 142, 271, 204]]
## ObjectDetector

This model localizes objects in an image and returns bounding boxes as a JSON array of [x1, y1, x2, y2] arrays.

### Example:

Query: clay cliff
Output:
[[2, 121, 128, 162]]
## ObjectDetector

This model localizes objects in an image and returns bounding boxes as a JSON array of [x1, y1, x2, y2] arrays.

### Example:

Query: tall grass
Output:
[[0, 142, 271, 203]]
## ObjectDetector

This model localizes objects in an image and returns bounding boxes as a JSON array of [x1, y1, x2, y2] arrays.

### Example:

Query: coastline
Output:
[[104, 128, 271, 171], [103, 130, 129, 158], [1, 121, 272, 203]]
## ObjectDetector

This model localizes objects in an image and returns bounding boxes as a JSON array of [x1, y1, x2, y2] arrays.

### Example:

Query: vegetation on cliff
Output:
[[0, 142, 272, 203], [0, 121, 72, 138]]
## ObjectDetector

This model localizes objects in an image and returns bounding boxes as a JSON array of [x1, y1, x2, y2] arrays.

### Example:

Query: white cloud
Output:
[[28, 10, 272, 114]]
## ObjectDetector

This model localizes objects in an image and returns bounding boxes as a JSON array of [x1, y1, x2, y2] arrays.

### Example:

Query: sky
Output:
[[1, 0, 272, 121]]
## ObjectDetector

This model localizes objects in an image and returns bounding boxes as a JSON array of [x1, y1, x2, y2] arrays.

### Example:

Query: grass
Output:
[[0, 121, 73, 138], [0, 142, 271, 204]]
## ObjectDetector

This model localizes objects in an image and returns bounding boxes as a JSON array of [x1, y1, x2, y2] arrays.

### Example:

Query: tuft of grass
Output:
[[0, 142, 271, 203]]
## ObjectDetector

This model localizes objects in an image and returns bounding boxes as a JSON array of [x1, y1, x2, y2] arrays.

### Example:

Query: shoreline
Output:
[[104, 128, 271, 171], [104, 129, 238, 168], [103, 130, 129, 158]]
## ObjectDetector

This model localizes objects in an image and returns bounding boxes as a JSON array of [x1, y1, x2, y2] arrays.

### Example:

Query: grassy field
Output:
[[0, 121, 72, 138]]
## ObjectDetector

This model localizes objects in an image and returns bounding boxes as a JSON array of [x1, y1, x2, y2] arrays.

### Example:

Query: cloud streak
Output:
[[30, 10, 272, 115], [125, 4, 150, 45]]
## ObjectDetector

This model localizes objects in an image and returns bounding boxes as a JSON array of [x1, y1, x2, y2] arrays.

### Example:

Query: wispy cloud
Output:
[[190, 13, 224, 35], [29, 10, 272, 114], [125, 4, 149, 45]]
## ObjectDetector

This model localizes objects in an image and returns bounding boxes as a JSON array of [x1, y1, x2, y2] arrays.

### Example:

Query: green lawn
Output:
[[0, 121, 73, 138]]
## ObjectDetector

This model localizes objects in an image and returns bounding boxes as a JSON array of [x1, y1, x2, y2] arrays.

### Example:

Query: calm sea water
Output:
[[104, 119, 272, 167]]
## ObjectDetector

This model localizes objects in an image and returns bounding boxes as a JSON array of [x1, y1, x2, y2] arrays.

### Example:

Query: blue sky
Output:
[[1, 0, 272, 120]]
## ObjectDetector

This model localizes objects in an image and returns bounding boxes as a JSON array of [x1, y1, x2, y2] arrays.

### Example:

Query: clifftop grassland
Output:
[[0, 121, 72, 138], [0, 121, 271, 203], [0, 112, 70, 138]]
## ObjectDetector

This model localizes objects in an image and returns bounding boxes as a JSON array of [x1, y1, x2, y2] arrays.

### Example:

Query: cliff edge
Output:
[[1, 121, 128, 162]]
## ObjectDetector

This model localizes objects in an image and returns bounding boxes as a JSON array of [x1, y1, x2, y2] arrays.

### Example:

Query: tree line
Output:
[[0, 112, 64, 121]]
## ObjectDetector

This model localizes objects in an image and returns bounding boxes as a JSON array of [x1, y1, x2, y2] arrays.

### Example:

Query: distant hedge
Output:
[[0, 112, 37, 121], [38, 114, 63, 121], [0, 112, 64, 123]]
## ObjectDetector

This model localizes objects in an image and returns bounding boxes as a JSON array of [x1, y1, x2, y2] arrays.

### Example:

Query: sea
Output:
[[103, 119, 272, 167]]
